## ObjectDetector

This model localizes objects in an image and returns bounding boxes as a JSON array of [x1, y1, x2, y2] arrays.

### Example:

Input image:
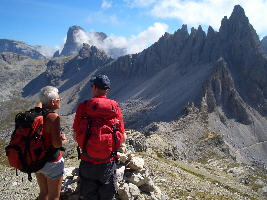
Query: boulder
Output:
[[128, 156, 145, 171]]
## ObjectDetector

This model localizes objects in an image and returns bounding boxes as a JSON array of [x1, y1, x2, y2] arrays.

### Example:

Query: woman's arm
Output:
[[47, 113, 68, 148]]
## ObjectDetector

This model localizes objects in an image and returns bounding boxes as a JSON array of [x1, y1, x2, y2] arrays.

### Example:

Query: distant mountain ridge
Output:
[[0, 39, 46, 59], [0, 52, 46, 101]]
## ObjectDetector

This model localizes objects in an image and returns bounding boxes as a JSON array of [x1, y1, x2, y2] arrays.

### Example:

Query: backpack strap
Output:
[[112, 125, 119, 145], [112, 124, 120, 161], [82, 119, 92, 154], [41, 108, 55, 117], [110, 100, 120, 155]]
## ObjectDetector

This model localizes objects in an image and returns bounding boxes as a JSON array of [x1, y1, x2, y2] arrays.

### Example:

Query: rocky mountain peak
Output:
[[220, 5, 258, 43], [196, 25, 206, 37], [197, 25, 203, 32], [212, 5, 266, 117], [78, 43, 109, 60], [229, 5, 247, 23], [67, 25, 84, 43], [217, 5, 261, 66], [190, 27, 197, 36], [181, 24, 188, 33], [60, 25, 85, 57], [207, 26, 216, 37], [173, 24, 189, 39], [220, 16, 228, 28]]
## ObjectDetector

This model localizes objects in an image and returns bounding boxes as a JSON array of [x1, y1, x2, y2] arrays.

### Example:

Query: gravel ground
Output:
[[1, 151, 266, 200], [1, 112, 266, 200]]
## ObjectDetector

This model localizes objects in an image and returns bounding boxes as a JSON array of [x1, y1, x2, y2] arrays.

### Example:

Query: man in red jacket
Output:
[[73, 74, 125, 200]]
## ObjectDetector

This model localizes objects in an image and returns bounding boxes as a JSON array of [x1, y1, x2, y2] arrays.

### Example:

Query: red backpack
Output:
[[5, 107, 51, 181], [73, 97, 124, 162]]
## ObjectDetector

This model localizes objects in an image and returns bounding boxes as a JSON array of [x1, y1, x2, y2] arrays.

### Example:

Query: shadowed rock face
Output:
[[203, 58, 251, 125], [0, 39, 46, 59], [53, 50, 60, 58], [213, 6, 267, 117], [102, 5, 267, 118], [261, 36, 267, 54]]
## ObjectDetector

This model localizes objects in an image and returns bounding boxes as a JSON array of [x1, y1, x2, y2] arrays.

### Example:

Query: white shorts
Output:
[[37, 157, 64, 179]]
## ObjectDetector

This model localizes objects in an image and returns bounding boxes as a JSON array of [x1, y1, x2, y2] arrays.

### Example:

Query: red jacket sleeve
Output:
[[73, 103, 84, 139], [116, 103, 125, 133]]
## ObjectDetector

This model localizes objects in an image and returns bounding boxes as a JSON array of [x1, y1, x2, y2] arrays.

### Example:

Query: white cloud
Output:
[[68, 22, 168, 57], [241, 0, 267, 38], [73, 29, 90, 45], [150, 0, 236, 30], [33, 37, 67, 58], [149, 0, 267, 38], [101, 0, 112, 9], [54, 37, 67, 55], [33, 45, 58, 58], [126, 22, 168, 54]]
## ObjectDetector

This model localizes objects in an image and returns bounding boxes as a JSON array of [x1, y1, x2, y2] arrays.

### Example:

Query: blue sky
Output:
[[1, 0, 267, 56]]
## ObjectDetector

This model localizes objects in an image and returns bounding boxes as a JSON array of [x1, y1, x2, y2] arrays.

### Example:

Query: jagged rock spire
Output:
[[229, 5, 248, 22], [60, 25, 85, 57]]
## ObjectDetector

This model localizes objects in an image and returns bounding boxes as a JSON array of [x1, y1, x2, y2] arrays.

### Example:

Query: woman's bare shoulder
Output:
[[45, 112, 59, 122]]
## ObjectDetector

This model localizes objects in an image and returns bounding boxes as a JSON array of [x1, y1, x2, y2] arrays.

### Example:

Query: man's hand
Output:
[[118, 142, 126, 154], [60, 133, 68, 145]]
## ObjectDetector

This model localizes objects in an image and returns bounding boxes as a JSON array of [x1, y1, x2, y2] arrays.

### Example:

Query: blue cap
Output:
[[90, 74, 111, 89]]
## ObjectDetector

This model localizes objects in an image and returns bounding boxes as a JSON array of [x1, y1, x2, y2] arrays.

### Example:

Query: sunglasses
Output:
[[53, 98, 62, 101]]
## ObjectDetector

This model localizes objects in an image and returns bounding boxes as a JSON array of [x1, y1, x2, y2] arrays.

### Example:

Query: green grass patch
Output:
[[179, 166, 206, 179]]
